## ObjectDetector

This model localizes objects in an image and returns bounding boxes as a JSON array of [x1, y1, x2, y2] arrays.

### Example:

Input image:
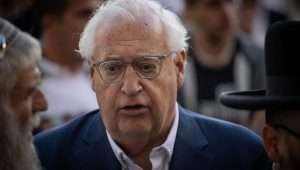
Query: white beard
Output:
[[0, 106, 41, 170]]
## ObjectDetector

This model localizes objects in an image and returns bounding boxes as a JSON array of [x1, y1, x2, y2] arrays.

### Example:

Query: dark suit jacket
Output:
[[34, 107, 271, 170]]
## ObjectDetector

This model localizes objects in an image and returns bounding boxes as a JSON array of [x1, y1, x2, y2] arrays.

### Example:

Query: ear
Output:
[[174, 48, 187, 89], [262, 125, 281, 161]]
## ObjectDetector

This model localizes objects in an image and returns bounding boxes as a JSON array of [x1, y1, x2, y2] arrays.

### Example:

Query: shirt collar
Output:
[[106, 103, 179, 168]]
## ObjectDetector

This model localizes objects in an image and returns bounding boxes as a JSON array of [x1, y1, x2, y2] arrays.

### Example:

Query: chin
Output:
[[120, 125, 152, 138]]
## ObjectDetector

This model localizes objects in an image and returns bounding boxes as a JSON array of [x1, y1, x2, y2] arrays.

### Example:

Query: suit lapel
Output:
[[70, 108, 213, 170], [170, 107, 214, 170], [72, 112, 121, 170]]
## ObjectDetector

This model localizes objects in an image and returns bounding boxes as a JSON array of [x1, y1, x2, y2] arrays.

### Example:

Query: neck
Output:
[[114, 111, 175, 170], [114, 137, 152, 170]]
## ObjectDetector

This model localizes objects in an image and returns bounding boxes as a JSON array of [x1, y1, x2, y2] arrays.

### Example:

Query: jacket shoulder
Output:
[[179, 107, 271, 170], [34, 110, 100, 170], [182, 108, 262, 146]]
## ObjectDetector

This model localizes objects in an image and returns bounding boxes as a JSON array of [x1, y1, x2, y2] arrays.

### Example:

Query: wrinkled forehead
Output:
[[93, 10, 167, 57]]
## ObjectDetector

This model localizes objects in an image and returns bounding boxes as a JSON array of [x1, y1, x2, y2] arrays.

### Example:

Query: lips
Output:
[[118, 104, 149, 116]]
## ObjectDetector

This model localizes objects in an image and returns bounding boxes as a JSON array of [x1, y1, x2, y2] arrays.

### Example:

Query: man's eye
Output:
[[102, 62, 123, 74], [137, 62, 157, 73]]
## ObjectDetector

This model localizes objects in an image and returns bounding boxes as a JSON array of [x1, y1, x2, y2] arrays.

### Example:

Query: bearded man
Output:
[[0, 18, 47, 170]]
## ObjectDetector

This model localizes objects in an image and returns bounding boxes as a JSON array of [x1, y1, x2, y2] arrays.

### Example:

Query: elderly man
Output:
[[0, 18, 47, 170], [34, 0, 271, 170], [220, 21, 300, 170]]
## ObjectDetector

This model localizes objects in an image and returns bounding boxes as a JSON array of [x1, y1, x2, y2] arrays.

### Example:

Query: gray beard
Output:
[[0, 107, 41, 170]]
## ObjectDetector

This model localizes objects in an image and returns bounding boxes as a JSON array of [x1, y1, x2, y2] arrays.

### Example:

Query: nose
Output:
[[32, 89, 48, 113], [121, 65, 143, 96]]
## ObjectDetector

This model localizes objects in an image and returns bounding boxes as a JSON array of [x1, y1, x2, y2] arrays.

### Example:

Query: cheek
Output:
[[13, 99, 32, 129], [99, 89, 118, 110], [147, 65, 177, 120], [93, 76, 112, 106], [94, 82, 119, 128]]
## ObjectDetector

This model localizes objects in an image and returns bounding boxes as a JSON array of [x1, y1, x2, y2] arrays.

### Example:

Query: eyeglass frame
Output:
[[91, 52, 176, 84]]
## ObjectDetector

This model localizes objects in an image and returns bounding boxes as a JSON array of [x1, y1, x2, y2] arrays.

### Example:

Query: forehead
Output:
[[93, 13, 168, 58]]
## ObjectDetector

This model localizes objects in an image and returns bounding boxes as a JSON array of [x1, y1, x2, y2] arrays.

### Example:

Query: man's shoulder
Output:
[[180, 107, 263, 146], [34, 110, 102, 169], [35, 109, 100, 142], [175, 107, 271, 170]]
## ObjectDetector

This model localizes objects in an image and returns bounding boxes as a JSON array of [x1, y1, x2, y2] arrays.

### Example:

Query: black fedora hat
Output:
[[220, 21, 300, 110]]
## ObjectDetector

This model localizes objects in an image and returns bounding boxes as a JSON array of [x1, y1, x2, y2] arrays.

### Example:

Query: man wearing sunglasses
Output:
[[34, 0, 271, 169], [220, 21, 300, 170]]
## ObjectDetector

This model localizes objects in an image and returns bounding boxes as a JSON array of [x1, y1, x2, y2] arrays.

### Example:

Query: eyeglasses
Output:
[[0, 34, 7, 59], [273, 124, 300, 140], [92, 52, 174, 84]]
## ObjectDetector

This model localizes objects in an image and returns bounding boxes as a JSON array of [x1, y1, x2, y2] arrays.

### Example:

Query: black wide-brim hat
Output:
[[220, 21, 300, 110]]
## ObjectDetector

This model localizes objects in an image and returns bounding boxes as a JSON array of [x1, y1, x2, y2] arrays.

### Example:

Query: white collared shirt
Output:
[[107, 104, 179, 170]]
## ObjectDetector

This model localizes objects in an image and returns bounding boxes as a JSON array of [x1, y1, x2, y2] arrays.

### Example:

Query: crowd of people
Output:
[[0, 0, 299, 170]]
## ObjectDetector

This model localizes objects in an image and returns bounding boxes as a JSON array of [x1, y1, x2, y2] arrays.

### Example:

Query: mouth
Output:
[[119, 104, 149, 116]]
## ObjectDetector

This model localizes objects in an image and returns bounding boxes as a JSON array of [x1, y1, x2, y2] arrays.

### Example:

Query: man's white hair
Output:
[[78, 0, 188, 59]]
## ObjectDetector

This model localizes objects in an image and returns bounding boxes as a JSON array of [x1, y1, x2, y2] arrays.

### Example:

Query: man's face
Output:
[[10, 65, 47, 140], [278, 131, 300, 169], [186, 0, 237, 36], [90, 15, 186, 145], [263, 110, 300, 170], [53, 0, 99, 60], [275, 111, 300, 169]]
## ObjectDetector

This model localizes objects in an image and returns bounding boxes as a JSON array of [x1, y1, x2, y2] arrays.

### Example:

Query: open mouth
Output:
[[123, 104, 145, 109], [119, 104, 149, 116]]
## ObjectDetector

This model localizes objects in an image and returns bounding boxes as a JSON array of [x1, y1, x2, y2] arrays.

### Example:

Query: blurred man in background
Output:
[[237, 0, 286, 48], [180, 0, 265, 126], [0, 18, 47, 170], [33, 0, 101, 130]]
